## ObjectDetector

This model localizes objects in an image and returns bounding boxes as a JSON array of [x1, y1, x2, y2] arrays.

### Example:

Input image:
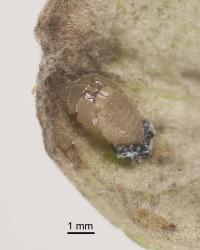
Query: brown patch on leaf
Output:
[[153, 119, 166, 134], [152, 138, 173, 164], [132, 208, 176, 233], [116, 184, 125, 193], [66, 143, 85, 169]]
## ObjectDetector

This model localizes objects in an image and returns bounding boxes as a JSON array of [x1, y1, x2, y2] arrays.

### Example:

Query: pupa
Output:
[[66, 74, 155, 161]]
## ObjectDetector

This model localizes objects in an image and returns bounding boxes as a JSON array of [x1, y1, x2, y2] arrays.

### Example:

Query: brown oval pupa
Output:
[[67, 74, 144, 146]]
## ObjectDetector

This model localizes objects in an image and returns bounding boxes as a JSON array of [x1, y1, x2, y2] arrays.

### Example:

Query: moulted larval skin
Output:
[[35, 0, 200, 249]]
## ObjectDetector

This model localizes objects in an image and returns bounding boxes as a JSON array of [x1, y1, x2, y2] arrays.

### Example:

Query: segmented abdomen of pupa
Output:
[[66, 74, 144, 146]]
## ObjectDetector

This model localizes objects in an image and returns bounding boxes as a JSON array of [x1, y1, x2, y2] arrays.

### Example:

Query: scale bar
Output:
[[67, 231, 95, 234]]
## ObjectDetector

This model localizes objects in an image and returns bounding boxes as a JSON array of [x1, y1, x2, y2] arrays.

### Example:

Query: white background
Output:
[[0, 1, 143, 249]]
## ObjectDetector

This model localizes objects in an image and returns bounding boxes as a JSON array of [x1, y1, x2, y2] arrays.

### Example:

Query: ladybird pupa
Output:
[[68, 75, 144, 144], [67, 74, 155, 160]]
